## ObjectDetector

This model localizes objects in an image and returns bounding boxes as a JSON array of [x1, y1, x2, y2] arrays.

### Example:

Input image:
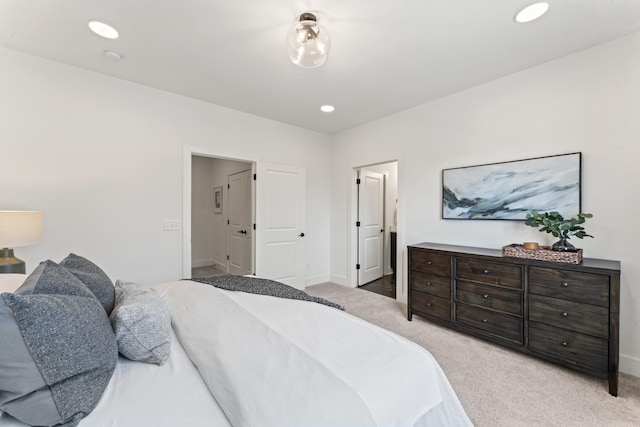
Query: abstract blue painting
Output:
[[442, 153, 581, 220]]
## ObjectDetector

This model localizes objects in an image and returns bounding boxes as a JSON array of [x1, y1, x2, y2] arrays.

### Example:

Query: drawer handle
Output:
[[427, 260, 432, 265], [561, 341, 569, 347], [483, 294, 490, 299], [483, 269, 489, 274], [561, 312, 569, 318], [427, 303, 432, 307], [562, 282, 569, 288], [482, 319, 488, 323], [426, 282, 432, 286]]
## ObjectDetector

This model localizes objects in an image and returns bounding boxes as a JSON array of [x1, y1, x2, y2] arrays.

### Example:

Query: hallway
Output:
[[359, 274, 396, 299]]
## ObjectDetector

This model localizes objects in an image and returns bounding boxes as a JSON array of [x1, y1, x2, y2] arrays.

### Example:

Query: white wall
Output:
[[191, 156, 215, 268], [0, 47, 331, 286], [330, 33, 640, 376]]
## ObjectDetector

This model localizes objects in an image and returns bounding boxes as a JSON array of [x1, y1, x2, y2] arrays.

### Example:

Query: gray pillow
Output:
[[60, 253, 115, 314], [109, 280, 172, 365], [16, 259, 96, 299], [0, 292, 117, 427]]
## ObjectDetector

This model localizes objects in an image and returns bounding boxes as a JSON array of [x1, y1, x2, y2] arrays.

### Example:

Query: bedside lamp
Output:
[[0, 211, 44, 274]]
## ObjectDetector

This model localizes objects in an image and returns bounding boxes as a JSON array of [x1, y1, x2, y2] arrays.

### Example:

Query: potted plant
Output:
[[524, 211, 593, 252]]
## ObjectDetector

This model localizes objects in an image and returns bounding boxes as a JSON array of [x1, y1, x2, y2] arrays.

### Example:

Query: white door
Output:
[[256, 163, 306, 289], [358, 168, 385, 285], [227, 170, 252, 276]]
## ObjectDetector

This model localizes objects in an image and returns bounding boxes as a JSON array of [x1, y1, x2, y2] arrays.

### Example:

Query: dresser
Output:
[[407, 242, 620, 396]]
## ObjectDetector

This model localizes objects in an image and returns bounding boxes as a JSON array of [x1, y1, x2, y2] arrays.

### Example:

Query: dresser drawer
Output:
[[529, 322, 608, 372], [410, 271, 451, 299], [456, 258, 522, 289], [456, 280, 522, 315], [529, 267, 609, 307], [410, 250, 451, 277], [411, 291, 451, 322], [529, 294, 608, 338], [455, 303, 522, 343]]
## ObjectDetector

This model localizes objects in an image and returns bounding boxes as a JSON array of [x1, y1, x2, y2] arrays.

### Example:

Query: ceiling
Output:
[[2, 1, 640, 135]]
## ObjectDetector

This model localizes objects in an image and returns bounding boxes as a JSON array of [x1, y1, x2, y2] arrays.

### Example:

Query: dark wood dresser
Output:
[[407, 242, 621, 396]]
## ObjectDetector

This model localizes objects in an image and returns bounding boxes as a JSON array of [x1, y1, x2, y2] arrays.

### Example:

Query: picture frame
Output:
[[442, 152, 581, 220], [213, 186, 223, 214]]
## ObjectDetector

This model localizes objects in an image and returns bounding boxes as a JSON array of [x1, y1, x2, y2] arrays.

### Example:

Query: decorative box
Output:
[[502, 244, 583, 264]]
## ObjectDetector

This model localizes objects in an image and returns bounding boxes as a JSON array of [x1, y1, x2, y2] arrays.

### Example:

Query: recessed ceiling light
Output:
[[515, 2, 549, 23], [320, 105, 335, 113], [88, 20, 119, 39]]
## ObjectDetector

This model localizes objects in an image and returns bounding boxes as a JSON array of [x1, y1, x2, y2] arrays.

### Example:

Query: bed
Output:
[[0, 258, 472, 427]]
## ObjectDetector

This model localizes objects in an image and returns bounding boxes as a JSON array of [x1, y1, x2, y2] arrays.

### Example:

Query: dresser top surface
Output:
[[409, 242, 621, 272]]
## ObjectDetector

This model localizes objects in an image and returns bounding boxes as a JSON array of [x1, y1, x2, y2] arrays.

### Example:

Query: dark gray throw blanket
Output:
[[189, 275, 344, 310]]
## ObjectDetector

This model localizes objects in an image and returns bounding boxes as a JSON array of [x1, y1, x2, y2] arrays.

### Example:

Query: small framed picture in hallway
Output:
[[213, 186, 223, 214]]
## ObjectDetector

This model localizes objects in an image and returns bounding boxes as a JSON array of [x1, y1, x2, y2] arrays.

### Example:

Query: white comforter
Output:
[[153, 279, 472, 427]]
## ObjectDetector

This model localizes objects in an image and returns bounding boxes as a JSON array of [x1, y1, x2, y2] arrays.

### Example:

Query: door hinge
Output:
[[253, 223, 256, 230], [228, 183, 230, 189], [227, 219, 230, 225], [226, 255, 230, 260], [253, 173, 257, 181], [356, 221, 360, 227], [356, 264, 361, 270], [356, 178, 361, 185]]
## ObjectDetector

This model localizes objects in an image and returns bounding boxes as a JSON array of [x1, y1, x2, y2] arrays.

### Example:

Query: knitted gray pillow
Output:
[[0, 292, 117, 427], [16, 260, 96, 299], [109, 280, 172, 365], [60, 253, 115, 314]]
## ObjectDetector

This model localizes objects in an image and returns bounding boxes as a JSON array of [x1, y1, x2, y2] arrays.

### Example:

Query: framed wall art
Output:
[[442, 152, 581, 220], [213, 186, 223, 214]]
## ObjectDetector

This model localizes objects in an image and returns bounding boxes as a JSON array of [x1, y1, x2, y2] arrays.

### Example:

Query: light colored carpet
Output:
[[306, 283, 640, 427]]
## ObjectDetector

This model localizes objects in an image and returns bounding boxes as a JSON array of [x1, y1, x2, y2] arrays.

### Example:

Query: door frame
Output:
[[182, 146, 256, 279], [348, 159, 403, 300]]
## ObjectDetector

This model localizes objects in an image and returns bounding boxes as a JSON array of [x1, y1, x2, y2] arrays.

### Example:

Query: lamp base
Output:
[[0, 248, 26, 274]]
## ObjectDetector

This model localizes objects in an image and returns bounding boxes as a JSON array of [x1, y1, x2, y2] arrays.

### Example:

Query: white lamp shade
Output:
[[287, 14, 331, 68], [0, 211, 44, 248]]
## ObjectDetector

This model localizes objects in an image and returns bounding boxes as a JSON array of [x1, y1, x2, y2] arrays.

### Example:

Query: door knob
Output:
[[299, 232, 305, 237]]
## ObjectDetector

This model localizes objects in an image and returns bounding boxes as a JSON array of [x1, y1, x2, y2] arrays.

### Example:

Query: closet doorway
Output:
[[355, 161, 398, 298], [191, 155, 254, 278]]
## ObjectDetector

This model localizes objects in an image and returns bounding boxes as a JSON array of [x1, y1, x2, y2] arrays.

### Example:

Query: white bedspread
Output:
[[153, 279, 472, 427]]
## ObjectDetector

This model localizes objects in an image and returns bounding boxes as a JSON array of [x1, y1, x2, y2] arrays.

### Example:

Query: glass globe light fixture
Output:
[[287, 13, 331, 68]]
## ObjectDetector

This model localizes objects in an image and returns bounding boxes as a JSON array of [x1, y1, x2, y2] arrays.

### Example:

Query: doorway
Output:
[[185, 151, 308, 289], [191, 155, 254, 278], [355, 161, 398, 298]]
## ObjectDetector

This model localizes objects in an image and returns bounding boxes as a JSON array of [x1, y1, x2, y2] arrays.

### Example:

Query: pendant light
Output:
[[287, 13, 331, 68]]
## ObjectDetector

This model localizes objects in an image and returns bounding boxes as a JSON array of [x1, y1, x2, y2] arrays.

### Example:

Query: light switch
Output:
[[164, 220, 181, 231]]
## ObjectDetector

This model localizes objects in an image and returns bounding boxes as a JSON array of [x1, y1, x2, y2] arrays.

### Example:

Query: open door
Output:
[[256, 163, 306, 289], [227, 169, 253, 275], [357, 168, 385, 285]]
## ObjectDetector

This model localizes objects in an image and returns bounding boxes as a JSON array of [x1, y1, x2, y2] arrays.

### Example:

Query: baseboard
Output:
[[620, 354, 640, 378], [306, 274, 330, 287], [191, 258, 214, 268], [329, 274, 349, 286], [192, 259, 227, 270], [212, 260, 226, 270]]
